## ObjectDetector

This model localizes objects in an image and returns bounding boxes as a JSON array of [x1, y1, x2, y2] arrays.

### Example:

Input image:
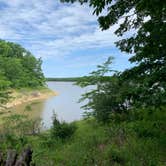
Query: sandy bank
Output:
[[2, 88, 57, 109]]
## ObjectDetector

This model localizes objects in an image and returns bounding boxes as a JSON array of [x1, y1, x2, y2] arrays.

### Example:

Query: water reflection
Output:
[[42, 82, 92, 128], [11, 81, 94, 129]]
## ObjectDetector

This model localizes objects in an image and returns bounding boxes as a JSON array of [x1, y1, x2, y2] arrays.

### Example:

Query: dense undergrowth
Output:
[[0, 107, 165, 166]]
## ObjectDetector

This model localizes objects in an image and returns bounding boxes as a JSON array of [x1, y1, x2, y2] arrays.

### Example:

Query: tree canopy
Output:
[[0, 40, 45, 89], [61, 0, 166, 123], [62, 0, 166, 108]]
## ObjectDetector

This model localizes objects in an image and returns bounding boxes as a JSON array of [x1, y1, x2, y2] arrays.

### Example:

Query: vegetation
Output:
[[0, 39, 46, 109], [46, 77, 81, 82], [0, 73, 11, 107], [0, 111, 165, 165], [0, 40, 45, 89], [32, 110, 165, 165], [0, 0, 165, 165], [62, 0, 166, 108], [51, 113, 77, 139]]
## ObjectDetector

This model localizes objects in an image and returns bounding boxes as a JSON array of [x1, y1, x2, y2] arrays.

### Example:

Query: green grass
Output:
[[27, 111, 165, 166], [0, 108, 165, 165]]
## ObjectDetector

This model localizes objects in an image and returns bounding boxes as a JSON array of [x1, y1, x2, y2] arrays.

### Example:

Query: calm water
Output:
[[10, 81, 93, 129]]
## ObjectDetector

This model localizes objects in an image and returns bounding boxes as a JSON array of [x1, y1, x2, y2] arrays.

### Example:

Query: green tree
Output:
[[51, 113, 77, 139], [0, 73, 11, 105], [61, 0, 166, 107], [21, 55, 45, 87], [0, 39, 27, 58], [0, 40, 45, 88], [0, 57, 24, 87], [77, 57, 132, 122]]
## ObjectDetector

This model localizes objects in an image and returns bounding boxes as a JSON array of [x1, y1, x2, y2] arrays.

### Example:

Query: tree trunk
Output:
[[15, 147, 33, 166], [1, 147, 33, 166], [5, 150, 17, 166]]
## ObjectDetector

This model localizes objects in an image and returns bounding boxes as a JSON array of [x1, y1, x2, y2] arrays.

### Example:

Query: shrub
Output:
[[51, 114, 77, 140]]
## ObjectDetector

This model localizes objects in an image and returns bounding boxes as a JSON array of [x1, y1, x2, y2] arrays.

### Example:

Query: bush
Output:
[[51, 114, 77, 140]]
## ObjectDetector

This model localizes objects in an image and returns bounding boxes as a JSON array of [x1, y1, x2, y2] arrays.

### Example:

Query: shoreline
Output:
[[2, 88, 57, 110]]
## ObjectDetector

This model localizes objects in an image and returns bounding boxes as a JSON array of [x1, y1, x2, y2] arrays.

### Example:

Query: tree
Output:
[[0, 40, 45, 88], [0, 73, 11, 106], [61, 0, 166, 107], [0, 57, 24, 87], [77, 57, 136, 122]]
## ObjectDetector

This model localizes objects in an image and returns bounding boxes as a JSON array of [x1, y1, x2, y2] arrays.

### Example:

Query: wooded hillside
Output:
[[0, 40, 45, 89]]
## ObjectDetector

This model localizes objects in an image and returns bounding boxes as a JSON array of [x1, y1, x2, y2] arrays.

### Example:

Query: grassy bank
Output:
[[25, 108, 164, 165], [0, 108, 165, 165]]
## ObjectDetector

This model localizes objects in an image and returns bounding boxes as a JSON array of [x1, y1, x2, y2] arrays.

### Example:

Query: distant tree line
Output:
[[46, 77, 81, 82]]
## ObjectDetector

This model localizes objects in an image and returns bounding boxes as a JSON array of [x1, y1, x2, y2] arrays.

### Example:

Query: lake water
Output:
[[10, 81, 94, 129]]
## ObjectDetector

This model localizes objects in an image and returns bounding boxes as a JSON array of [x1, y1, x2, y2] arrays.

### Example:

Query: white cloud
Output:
[[0, 0, 121, 59]]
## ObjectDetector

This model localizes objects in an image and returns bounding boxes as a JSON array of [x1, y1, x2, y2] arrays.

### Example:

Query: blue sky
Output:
[[0, 0, 133, 77]]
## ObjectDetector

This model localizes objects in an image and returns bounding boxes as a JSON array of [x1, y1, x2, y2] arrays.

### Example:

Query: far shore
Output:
[[46, 77, 81, 82], [1, 88, 57, 110]]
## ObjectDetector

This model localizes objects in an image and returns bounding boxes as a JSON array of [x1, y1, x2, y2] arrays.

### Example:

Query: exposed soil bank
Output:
[[2, 88, 57, 109]]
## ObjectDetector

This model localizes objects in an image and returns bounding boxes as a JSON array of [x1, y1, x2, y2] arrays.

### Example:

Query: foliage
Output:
[[30, 111, 165, 165], [0, 109, 164, 165], [0, 114, 42, 138], [51, 114, 77, 139], [0, 39, 45, 89], [0, 1, 165, 164], [77, 57, 133, 122], [77, 56, 166, 124], [0, 73, 11, 107], [61, 0, 166, 107], [0, 113, 43, 152]]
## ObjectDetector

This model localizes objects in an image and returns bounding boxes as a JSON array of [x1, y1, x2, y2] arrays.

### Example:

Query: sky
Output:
[[0, 0, 133, 77]]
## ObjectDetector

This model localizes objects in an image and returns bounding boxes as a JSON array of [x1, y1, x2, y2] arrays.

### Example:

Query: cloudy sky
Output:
[[0, 0, 133, 77]]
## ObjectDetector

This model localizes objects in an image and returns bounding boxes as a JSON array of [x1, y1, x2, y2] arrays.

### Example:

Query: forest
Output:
[[0, 0, 165, 165], [0, 40, 45, 89]]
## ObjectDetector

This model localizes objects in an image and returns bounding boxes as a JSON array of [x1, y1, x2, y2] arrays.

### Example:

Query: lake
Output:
[[10, 81, 94, 129]]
